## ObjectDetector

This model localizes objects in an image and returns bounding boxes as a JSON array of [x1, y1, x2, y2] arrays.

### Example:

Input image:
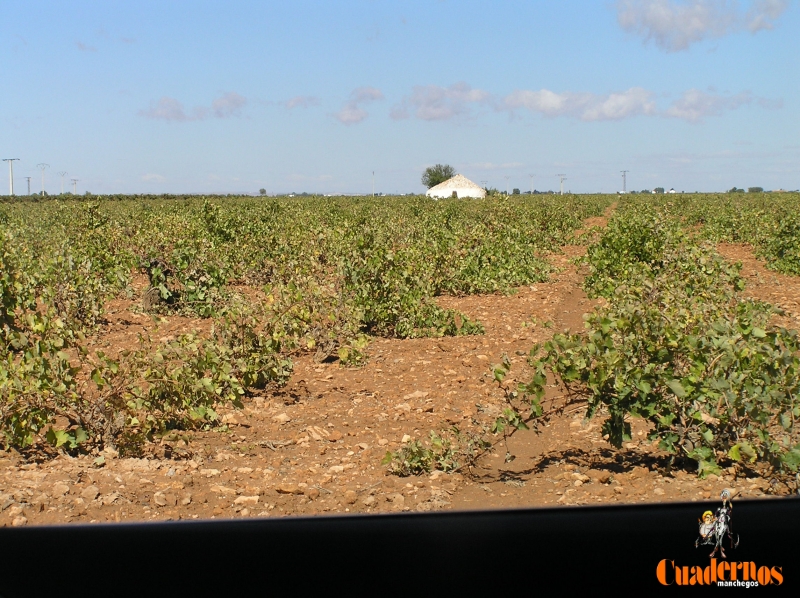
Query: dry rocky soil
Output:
[[3, 211, 800, 527]]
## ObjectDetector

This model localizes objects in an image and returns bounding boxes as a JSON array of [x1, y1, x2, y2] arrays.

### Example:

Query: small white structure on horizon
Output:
[[426, 174, 486, 199]]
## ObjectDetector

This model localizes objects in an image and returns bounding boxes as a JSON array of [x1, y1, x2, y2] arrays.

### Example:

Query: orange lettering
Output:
[[656, 560, 674, 586], [655, 560, 787, 586], [771, 567, 783, 586], [744, 562, 756, 581]]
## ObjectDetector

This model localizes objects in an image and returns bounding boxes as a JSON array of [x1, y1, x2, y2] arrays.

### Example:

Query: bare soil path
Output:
[[717, 243, 800, 330], [2, 208, 796, 528]]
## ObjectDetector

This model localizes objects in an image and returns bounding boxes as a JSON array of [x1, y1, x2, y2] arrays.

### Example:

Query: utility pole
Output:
[[25, 177, 31, 195], [557, 174, 567, 196], [621, 170, 629, 193], [58, 171, 68, 194], [504, 176, 510, 196], [3, 159, 19, 195], [529, 174, 534, 194], [71, 178, 78, 194], [37, 163, 49, 195]]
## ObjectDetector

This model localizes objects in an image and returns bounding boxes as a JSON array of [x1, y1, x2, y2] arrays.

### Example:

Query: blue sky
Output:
[[1, 0, 798, 194]]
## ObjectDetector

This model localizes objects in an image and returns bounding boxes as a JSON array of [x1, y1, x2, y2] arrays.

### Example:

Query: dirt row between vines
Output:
[[2, 211, 798, 527]]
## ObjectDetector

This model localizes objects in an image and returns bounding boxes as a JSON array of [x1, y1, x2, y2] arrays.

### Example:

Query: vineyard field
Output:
[[1, 192, 798, 526]]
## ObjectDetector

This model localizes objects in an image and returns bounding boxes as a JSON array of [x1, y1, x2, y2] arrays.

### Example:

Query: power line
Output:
[[71, 178, 79, 194], [25, 177, 31, 195], [58, 171, 68, 194], [557, 174, 567, 196], [529, 173, 534, 195], [2, 158, 19, 196], [621, 170, 629, 194], [36, 163, 49, 195]]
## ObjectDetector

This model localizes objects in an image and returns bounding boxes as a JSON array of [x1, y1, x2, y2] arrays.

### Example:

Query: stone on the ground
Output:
[[52, 483, 70, 497], [234, 495, 259, 505], [80, 486, 100, 501]]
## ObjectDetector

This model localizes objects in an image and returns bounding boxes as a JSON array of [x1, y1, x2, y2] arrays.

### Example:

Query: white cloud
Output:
[[334, 106, 369, 125], [616, 0, 789, 52], [333, 87, 384, 125], [583, 88, 660, 121], [756, 96, 784, 110], [502, 87, 657, 121], [390, 81, 775, 123], [746, 0, 789, 31], [391, 82, 491, 121], [212, 92, 247, 118], [351, 87, 384, 103], [141, 174, 166, 183], [139, 93, 247, 122], [506, 85, 775, 123], [76, 41, 97, 52], [138, 97, 203, 122], [664, 88, 755, 121], [285, 95, 320, 109]]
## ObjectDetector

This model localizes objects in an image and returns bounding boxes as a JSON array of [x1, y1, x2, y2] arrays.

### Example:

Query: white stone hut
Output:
[[426, 174, 486, 199]]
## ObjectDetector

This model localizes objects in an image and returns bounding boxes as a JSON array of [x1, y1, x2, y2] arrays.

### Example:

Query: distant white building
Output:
[[426, 174, 486, 199]]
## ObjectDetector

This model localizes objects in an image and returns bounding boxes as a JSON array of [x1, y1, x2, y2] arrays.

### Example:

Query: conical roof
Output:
[[426, 174, 486, 199]]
